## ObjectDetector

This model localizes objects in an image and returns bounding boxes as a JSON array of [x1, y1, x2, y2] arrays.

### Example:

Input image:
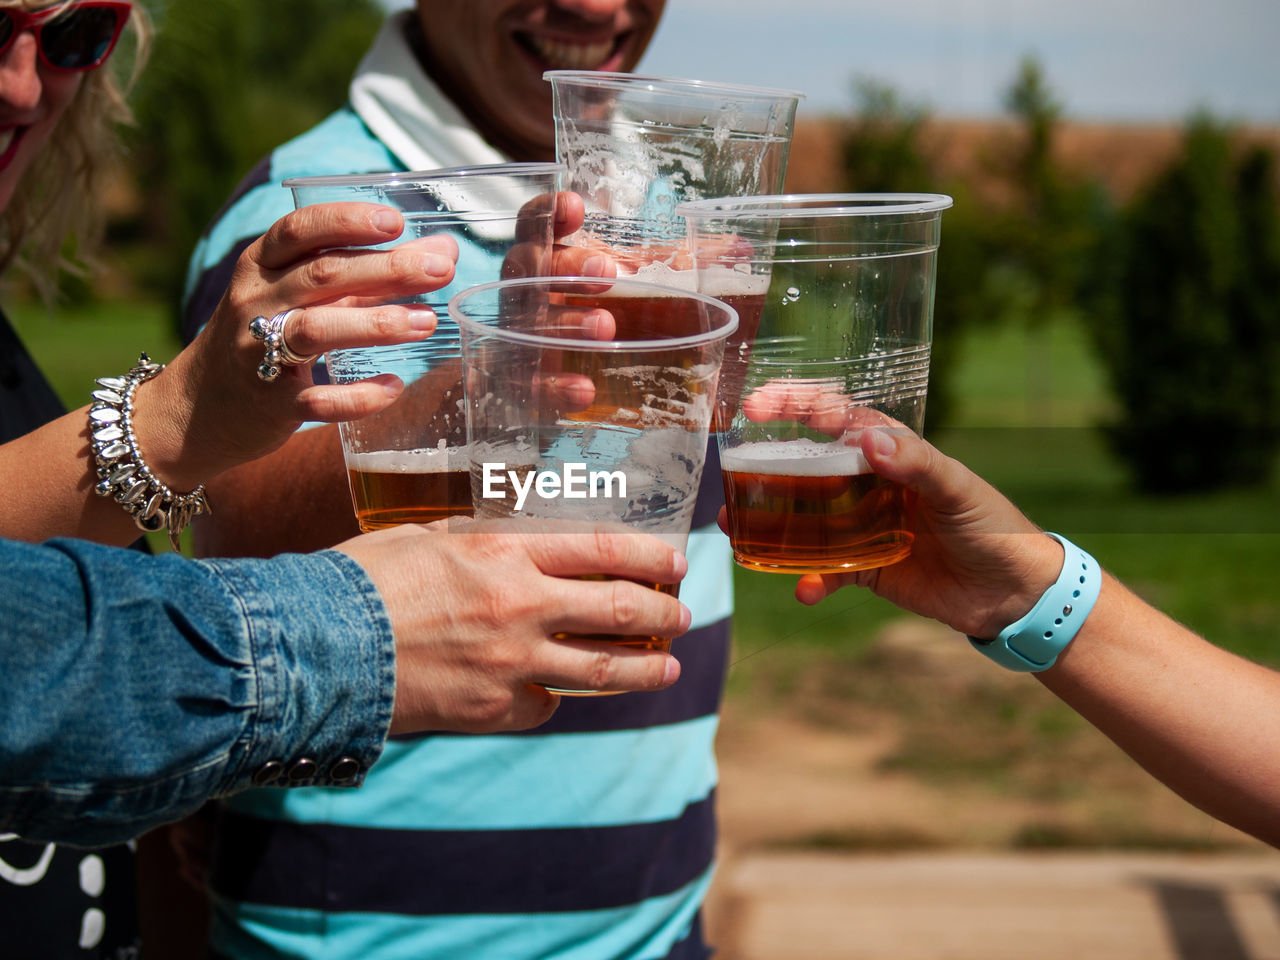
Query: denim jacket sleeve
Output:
[[0, 537, 396, 847]]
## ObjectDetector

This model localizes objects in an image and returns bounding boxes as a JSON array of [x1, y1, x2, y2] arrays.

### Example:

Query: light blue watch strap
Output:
[[968, 533, 1101, 672]]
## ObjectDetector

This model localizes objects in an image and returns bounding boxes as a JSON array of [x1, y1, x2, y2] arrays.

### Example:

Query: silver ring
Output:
[[249, 309, 317, 383]]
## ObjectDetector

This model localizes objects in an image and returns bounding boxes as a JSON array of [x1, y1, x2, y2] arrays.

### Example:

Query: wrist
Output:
[[89, 355, 211, 550], [128, 366, 207, 490], [973, 532, 1066, 640], [968, 533, 1102, 672]]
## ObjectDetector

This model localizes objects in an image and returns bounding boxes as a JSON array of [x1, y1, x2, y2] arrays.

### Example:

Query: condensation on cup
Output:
[[450, 275, 738, 692], [681, 193, 953, 574], [283, 163, 564, 531]]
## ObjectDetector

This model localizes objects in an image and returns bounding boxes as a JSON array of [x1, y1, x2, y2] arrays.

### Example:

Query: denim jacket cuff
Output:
[[199, 550, 396, 793]]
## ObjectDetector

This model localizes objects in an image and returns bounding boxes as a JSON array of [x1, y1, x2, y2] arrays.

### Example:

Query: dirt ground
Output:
[[703, 619, 1264, 946]]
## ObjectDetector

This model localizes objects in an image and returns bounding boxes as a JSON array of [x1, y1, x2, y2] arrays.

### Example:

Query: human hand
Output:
[[336, 519, 691, 733], [785, 428, 1064, 640], [137, 202, 458, 488], [504, 191, 620, 409], [346, 193, 612, 453], [501, 190, 619, 281]]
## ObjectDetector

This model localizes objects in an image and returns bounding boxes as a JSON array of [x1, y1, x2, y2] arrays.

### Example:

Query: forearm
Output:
[[0, 364, 231, 547], [193, 425, 359, 558], [0, 538, 393, 846], [1038, 572, 1280, 845], [833, 430, 1280, 844], [0, 406, 147, 545]]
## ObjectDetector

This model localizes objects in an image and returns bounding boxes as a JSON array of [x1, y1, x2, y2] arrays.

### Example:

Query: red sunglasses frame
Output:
[[0, 1, 132, 73]]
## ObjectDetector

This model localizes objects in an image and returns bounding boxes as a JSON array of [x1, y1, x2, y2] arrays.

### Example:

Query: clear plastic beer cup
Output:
[[546, 71, 801, 427], [284, 163, 563, 530], [449, 275, 738, 693], [679, 193, 953, 574]]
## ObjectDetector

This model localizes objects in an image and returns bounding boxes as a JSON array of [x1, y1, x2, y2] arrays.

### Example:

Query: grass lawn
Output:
[[10, 296, 183, 408]]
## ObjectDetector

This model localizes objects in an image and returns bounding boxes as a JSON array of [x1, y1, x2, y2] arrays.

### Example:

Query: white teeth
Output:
[[0, 129, 13, 155], [526, 36, 615, 70]]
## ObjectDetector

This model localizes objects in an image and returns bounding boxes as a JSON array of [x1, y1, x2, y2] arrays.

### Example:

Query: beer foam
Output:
[[345, 445, 467, 473], [721, 438, 872, 476], [695, 263, 770, 299], [609, 261, 770, 299], [610, 261, 699, 292]]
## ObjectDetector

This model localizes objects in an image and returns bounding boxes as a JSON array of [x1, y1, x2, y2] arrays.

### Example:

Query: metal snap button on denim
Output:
[[252, 761, 284, 786], [286, 758, 318, 782], [328, 757, 362, 783]]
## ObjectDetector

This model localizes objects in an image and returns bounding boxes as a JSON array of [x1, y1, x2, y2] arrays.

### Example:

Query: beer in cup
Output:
[[546, 71, 800, 428], [450, 276, 737, 693], [680, 193, 953, 574], [284, 164, 563, 531]]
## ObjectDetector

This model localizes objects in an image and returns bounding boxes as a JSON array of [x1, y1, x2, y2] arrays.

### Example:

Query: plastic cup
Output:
[[284, 163, 563, 530], [449, 275, 738, 693], [546, 71, 801, 423], [679, 193, 953, 574]]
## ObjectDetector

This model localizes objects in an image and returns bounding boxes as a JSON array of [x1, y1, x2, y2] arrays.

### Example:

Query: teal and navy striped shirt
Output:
[[183, 106, 733, 960]]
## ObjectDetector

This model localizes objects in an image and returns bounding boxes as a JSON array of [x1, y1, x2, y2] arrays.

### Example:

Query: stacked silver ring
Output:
[[249, 309, 317, 382]]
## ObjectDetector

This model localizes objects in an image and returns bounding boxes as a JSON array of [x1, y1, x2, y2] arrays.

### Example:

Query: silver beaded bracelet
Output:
[[89, 353, 211, 551]]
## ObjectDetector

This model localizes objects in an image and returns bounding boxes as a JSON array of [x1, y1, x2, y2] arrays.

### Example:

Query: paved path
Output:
[[707, 850, 1280, 960]]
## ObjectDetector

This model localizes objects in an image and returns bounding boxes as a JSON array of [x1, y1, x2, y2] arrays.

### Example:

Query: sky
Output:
[[382, 0, 1280, 124], [640, 0, 1280, 122]]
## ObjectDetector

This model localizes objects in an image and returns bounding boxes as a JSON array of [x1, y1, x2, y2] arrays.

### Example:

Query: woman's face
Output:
[[0, 7, 83, 212]]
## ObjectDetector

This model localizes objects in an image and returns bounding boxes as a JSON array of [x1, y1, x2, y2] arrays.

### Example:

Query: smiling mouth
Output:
[[517, 33, 629, 70]]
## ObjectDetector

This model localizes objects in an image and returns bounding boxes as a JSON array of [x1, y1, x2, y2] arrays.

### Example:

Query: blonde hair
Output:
[[0, 1, 151, 299]]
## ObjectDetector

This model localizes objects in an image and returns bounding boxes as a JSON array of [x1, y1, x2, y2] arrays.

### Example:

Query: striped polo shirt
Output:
[[183, 106, 732, 960]]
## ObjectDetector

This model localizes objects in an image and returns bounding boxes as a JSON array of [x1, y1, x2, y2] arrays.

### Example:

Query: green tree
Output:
[[992, 56, 1109, 326], [123, 0, 385, 319], [981, 58, 1115, 426], [840, 77, 932, 193], [1092, 115, 1280, 492], [1003, 57, 1060, 209], [838, 78, 977, 429]]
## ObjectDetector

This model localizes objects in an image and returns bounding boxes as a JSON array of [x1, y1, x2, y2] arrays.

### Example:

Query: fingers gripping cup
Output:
[[450, 276, 738, 693], [547, 72, 801, 425], [680, 194, 953, 574], [285, 163, 563, 530]]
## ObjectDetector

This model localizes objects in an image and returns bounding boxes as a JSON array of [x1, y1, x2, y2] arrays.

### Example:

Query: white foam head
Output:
[[695, 263, 770, 299], [345, 445, 467, 474], [720, 437, 872, 476], [628, 261, 699, 291], [610, 260, 770, 299]]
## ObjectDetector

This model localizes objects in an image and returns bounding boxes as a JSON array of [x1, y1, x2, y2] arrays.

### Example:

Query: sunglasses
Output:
[[0, 1, 131, 73]]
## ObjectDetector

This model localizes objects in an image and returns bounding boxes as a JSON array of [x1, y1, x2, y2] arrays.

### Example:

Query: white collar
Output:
[[348, 11, 508, 172]]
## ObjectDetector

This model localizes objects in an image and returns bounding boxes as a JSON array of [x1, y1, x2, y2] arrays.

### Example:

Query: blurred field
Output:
[[722, 309, 1280, 854], [10, 297, 182, 409], [783, 116, 1280, 201]]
